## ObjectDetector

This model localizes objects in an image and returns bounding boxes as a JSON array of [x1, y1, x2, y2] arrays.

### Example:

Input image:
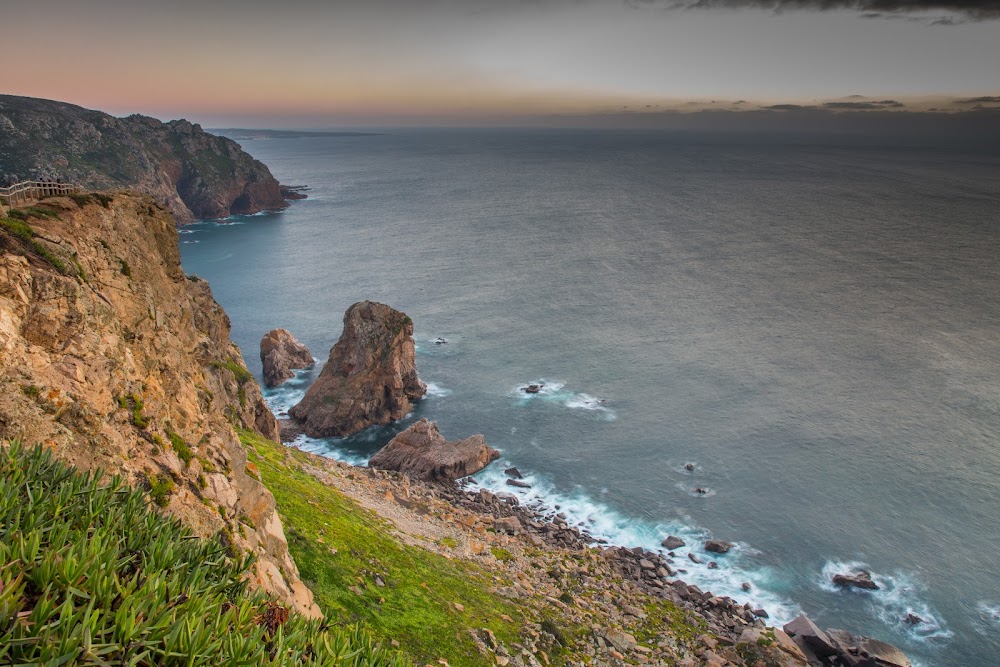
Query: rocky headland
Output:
[[0, 95, 299, 223], [287, 300, 426, 437], [0, 193, 316, 615], [260, 327, 313, 387]]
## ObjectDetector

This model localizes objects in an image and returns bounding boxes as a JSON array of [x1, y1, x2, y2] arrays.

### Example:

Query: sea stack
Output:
[[260, 328, 313, 388], [368, 418, 500, 482], [288, 301, 426, 437]]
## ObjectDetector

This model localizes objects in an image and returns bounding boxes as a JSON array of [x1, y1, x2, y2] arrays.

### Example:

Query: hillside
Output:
[[0, 95, 291, 223]]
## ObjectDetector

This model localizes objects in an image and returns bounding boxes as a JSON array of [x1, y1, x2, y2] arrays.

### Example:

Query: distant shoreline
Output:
[[210, 128, 382, 140]]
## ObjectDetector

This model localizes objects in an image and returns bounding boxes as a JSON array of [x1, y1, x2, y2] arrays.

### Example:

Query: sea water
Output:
[[180, 128, 1000, 666]]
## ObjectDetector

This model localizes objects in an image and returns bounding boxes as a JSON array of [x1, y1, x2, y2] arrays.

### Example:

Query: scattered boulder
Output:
[[783, 614, 837, 658], [832, 570, 879, 591], [705, 540, 733, 554], [524, 384, 541, 394], [661, 535, 685, 550], [260, 328, 313, 388], [504, 467, 523, 479], [688, 552, 703, 564], [368, 418, 499, 482], [826, 629, 912, 667], [288, 301, 426, 437], [904, 613, 922, 625], [494, 516, 521, 535], [506, 479, 531, 489]]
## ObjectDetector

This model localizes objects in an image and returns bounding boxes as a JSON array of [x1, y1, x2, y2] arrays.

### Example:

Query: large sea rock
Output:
[[260, 328, 313, 388], [368, 419, 500, 482], [288, 301, 426, 437]]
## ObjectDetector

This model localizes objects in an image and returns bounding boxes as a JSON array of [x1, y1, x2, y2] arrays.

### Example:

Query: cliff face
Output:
[[0, 193, 317, 616], [0, 95, 289, 224], [288, 301, 426, 438]]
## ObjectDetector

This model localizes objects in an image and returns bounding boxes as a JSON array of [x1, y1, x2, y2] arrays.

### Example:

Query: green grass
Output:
[[241, 429, 523, 667], [213, 359, 255, 385], [0, 440, 406, 666], [0, 216, 33, 241], [148, 472, 176, 507], [167, 429, 194, 466], [30, 240, 67, 273]]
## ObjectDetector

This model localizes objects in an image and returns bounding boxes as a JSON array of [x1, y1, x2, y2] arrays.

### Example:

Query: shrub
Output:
[[148, 472, 176, 507], [212, 359, 254, 385], [0, 441, 407, 666], [118, 257, 132, 278], [167, 428, 194, 466]]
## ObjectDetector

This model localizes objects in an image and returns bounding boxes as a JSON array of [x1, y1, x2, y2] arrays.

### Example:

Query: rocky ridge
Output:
[[0, 193, 317, 616], [0, 95, 295, 223], [288, 300, 426, 437]]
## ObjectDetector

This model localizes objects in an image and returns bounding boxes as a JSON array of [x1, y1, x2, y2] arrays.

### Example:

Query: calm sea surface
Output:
[[180, 129, 1000, 666]]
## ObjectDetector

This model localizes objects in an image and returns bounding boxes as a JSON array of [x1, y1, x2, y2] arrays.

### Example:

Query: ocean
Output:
[[179, 128, 1000, 666]]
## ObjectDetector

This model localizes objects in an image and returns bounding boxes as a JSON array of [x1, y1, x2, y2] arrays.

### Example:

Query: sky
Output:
[[1, 0, 998, 126]]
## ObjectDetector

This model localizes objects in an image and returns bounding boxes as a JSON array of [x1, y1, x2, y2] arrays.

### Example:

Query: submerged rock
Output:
[[704, 539, 733, 554], [832, 570, 879, 591], [260, 328, 313, 388], [288, 301, 426, 437], [661, 535, 685, 550], [368, 418, 500, 482], [524, 384, 541, 394]]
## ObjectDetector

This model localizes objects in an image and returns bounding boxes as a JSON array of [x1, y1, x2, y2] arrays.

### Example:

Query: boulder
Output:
[[705, 540, 733, 554], [288, 301, 426, 437], [506, 478, 531, 489], [832, 570, 879, 591], [783, 614, 837, 658], [260, 328, 313, 388], [826, 629, 912, 667], [368, 418, 499, 482], [662, 535, 685, 550]]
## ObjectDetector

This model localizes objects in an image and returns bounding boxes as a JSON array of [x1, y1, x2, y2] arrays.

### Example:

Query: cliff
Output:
[[0, 193, 317, 615], [0, 95, 290, 223]]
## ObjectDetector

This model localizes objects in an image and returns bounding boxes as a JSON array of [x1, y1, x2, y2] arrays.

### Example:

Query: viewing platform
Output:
[[0, 180, 82, 209]]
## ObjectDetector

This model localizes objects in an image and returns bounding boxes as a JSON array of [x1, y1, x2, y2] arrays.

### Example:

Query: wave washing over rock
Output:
[[511, 379, 617, 421], [819, 560, 953, 644]]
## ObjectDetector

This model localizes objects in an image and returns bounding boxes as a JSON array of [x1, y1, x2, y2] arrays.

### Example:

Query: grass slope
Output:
[[0, 440, 407, 667], [242, 430, 523, 667]]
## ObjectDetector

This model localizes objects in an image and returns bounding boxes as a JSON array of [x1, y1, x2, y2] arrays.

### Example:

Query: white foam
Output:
[[424, 382, 452, 398], [818, 560, 952, 643], [511, 379, 616, 421], [468, 461, 800, 623], [975, 602, 1000, 636]]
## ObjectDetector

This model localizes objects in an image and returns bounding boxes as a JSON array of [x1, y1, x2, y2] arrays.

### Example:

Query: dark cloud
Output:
[[763, 104, 817, 110], [824, 100, 906, 109], [956, 95, 1000, 104], [641, 0, 1000, 21]]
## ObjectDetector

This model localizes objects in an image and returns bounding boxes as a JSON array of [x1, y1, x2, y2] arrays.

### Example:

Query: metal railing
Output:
[[0, 180, 82, 206]]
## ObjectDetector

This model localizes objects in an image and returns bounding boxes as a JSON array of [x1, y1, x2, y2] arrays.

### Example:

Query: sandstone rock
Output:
[[705, 540, 733, 554], [832, 570, 879, 591], [368, 418, 499, 482], [661, 535, 685, 550], [783, 614, 837, 658], [0, 194, 315, 617], [260, 328, 313, 388], [494, 516, 522, 535], [826, 629, 912, 667], [289, 301, 426, 437]]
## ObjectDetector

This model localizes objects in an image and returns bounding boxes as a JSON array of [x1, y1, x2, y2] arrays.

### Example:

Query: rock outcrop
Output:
[[288, 301, 426, 437], [832, 570, 879, 591], [368, 418, 500, 481], [260, 328, 313, 387], [0, 95, 297, 223], [0, 193, 317, 616]]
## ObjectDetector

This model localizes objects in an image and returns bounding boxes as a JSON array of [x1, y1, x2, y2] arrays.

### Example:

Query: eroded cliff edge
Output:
[[0, 95, 290, 223], [0, 193, 318, 616]]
